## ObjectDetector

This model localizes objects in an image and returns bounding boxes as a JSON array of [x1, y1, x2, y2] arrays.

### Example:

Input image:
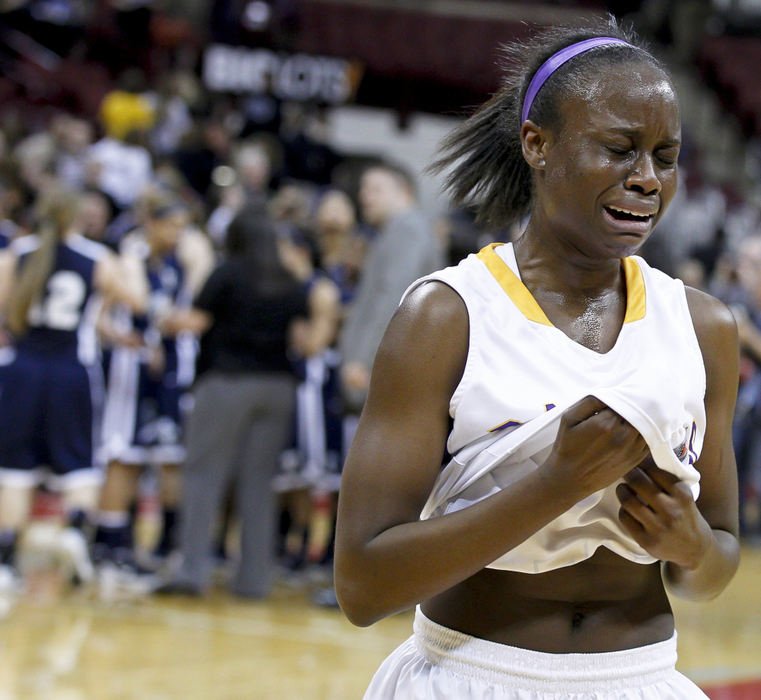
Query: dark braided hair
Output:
[[428, 15, 670, 230]]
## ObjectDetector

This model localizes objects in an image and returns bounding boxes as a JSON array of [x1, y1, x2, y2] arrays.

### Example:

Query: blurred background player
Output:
[[93, 189, 213, 588], [275, 189, 363, 592], [0, 188, 147, 591]]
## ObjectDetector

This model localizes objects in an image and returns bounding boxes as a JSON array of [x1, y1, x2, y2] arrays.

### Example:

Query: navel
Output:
[[570, 604, 589, 632]]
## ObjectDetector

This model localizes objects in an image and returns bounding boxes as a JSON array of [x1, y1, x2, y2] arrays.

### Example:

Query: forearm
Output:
[[160, 308, 212, 336], [336, 468, 578, 626], [662, 528, 740, 601]]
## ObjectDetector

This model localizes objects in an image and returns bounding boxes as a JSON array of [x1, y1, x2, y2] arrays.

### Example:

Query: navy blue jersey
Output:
[[138, 250, 188, 379], [14, 234, 106, 362], [137, 252, 186, 333], [102, 237, 194, 465], [0, 219, 16, 249]]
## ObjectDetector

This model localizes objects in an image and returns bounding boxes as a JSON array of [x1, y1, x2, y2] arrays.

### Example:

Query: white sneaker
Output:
[[58, 528, 95, 584], [96, 562, 155, 602], [0, 563, 22, 594], [0, 564, 22, 619]]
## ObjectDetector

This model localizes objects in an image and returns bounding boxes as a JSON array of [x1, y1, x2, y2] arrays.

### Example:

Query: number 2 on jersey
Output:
[[28, 270, 87, 330]]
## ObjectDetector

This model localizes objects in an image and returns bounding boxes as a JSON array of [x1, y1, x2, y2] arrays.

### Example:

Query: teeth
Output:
[[607, 205, 651, 219]]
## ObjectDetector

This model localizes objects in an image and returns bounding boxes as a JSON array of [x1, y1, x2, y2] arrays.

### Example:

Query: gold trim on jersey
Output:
[[476, 243, 646, 325], [621, 255, 646, 323], [476, 243, 553, 326]]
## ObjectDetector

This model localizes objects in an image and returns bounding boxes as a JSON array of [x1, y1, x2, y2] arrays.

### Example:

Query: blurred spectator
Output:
[[55, 116, 95, 189], [173, 118, 232, 200], [206, 138, 273, 246], [435, 206, 484, 268], [12, 115, 63, 193], [12, 114, 95, 193], [280, 103, 341, 186], [726, 235, 761, 538], [339, 163, 445, 414], [313, 189, 366, 306], [98, 68, 156, 142], [150, 70, 201, 157], [86, 128, 153, 211], [674, 257, 707, 291], [269, 182, 314, 231], [77, 187, 114, 245]]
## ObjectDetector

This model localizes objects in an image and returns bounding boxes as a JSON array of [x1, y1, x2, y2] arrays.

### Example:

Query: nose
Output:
[[624, 153, 661, 196]]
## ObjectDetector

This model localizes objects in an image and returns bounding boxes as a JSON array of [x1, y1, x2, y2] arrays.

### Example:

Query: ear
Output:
[[520, 120, 548, 170]]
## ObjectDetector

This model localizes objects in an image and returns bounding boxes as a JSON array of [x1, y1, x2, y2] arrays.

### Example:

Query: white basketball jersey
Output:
[[402, 242, 706, 573]]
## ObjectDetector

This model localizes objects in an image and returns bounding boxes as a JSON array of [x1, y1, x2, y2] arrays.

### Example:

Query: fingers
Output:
[[561, 397, 642, 446], [616, 481, 661, 531], [640, 462, 681, 492], [561, 395, 610, 426], [622, 468, 661, 507], [623, 462, 683, 498], [618, 506, 645, 538], [617, 466, 692, 534]]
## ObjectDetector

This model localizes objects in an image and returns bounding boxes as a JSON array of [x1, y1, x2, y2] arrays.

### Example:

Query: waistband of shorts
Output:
[[413, 606, 678, 693]]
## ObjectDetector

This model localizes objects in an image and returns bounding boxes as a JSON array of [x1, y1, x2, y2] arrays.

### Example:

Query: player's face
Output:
[[536, 62, 680, 259], [359, 170, 399, 227], [151, 211, 187, 253]]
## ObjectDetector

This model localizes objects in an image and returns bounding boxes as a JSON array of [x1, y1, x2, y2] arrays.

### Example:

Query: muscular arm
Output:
[[335, 282, 649, 626], [662, 288, 740, 600]]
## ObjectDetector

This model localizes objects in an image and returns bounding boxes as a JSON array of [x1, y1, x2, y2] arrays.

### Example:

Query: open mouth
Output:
[[604, 205, 654, 223]]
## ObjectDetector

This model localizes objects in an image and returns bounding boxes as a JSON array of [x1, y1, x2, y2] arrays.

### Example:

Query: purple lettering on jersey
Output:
[[687, 420, 698, 465], [488, 419, 523, 433]]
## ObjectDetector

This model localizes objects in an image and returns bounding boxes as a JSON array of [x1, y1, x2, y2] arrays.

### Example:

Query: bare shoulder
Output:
[[368, 280, 469, 412], [684, 286, 738, 353], [394, 279, 468, 336], [379, 280, 469, 372]]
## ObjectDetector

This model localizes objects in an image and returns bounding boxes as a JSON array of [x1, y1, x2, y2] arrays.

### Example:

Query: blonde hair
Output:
[[6, 189, 79, 336]]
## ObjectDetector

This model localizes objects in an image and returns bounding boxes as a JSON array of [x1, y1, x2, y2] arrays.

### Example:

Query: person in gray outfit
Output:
[[339, 163, 444, 413], [154, 206, 338, 597]]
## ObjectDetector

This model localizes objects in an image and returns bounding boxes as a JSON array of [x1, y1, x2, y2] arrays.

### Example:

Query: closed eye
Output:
[[656, 150, 679, 166]]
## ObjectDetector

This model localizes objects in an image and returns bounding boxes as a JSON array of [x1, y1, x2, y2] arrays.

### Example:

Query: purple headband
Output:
[[521, 37, 632, 124]]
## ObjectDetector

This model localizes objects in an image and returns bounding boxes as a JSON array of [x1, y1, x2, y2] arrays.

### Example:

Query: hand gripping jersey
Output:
[[403, 243, 706, 574]]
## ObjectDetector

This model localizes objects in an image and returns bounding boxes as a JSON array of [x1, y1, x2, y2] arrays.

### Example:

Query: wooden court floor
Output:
[[1, 545, 760, 700]]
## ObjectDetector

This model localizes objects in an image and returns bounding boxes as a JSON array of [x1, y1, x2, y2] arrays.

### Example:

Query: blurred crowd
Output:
[[0, 61, 455, 606], [1, 31, 761, 612]]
